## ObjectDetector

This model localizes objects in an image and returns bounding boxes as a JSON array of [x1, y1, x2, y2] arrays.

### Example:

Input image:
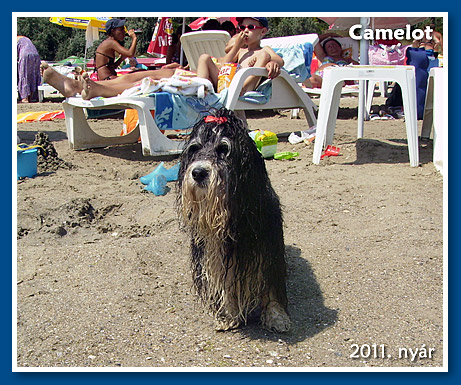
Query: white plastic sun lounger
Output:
[[63, 96, 184, 156], [180, 31, 318, 126]]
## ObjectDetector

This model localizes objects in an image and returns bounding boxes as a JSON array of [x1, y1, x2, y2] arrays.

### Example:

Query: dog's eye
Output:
[[216, 140, 231, 157], [187, 142, 201, 154]]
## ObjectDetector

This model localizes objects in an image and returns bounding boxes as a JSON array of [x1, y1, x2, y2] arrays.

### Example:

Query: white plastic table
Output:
[[313, 65, 419, 167]]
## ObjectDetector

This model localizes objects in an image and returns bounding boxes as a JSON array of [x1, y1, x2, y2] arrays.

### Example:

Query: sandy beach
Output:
[[15, 95, 444, 369]]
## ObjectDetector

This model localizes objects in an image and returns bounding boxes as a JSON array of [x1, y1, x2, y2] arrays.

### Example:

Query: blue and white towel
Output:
[[119, 74, 226, 131], [273, 42, 314, 82], [239, 42, 314, 105]]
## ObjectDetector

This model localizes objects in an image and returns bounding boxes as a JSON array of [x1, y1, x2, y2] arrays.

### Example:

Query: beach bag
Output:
[[368, 44, 408, 66]]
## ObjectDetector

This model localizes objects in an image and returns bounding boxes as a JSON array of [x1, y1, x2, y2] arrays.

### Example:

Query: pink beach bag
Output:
[[368, 44, 408, 66]]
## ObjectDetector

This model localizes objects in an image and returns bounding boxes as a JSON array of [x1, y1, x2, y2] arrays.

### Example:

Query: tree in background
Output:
[[17, 17, 77, 61], [266, 17, 328, 38], [17, 17, 439, 63]]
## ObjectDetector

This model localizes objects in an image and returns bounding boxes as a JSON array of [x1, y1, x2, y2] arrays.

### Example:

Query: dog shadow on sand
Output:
[[239, 245, 338, 344]]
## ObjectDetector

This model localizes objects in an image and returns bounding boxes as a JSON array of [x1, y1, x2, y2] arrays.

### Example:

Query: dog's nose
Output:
[[191, 167, 209, 183]]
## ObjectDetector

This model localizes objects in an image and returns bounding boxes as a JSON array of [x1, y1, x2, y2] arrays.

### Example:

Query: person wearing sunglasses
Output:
[[196, 17, 284, 94]]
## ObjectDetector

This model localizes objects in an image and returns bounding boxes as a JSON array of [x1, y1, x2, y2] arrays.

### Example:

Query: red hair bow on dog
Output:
[[204, 116, 227, 124]]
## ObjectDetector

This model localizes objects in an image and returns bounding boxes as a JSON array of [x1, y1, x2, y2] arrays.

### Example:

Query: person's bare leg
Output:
[[103, 68, 176, 85], [304, 75, 322, 88], [304, 63, 337, 89], [196, 54, 220, 90], [41, 63, 83, 97], [81, 72, 139, 100], [42, 63, 175, 98]]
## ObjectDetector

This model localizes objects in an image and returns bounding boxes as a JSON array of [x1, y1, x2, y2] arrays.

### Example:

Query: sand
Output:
[[15, 95, 444, 369]]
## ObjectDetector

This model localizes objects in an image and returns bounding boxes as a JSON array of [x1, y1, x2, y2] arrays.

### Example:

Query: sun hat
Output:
[[104, 19, 126, 33], [321, 37, 342, 50], [236, 17, 269, 29]]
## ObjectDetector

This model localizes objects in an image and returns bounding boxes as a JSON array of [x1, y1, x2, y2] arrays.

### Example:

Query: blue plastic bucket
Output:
[[17, 148, 38, 179]]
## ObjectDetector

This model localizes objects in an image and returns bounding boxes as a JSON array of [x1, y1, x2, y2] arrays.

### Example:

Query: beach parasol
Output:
[[147, 17, 174, 57], [49, 17, 112, 63], [49, 17, 110, 31]]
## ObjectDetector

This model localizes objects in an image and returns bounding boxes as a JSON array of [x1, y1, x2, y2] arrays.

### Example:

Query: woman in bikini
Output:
[[94, 18, 138, 80]]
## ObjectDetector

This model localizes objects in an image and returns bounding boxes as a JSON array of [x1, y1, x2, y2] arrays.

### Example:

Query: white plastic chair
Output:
[[224, 67, 317, 128]]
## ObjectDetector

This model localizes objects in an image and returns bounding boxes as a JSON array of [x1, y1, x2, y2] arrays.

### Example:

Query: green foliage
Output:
[[266, 17, 328, 38], [125, 17, 159, 54], [17, 17, 158, 62], [414, 17, 443, 33], [17, 17, 77, 61]]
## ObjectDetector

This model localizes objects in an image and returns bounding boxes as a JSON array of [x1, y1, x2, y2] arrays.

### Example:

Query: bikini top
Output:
[[93, 51, 118, 80], [95, 51, 118, 69]]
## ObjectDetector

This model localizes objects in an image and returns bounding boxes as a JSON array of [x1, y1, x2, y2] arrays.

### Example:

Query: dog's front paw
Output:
[[261, 302, 291, 333], [214, 315, 241, 331]]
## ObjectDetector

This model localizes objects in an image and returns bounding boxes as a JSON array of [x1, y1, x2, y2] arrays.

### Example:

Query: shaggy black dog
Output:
[[177, 108, 290, 332]]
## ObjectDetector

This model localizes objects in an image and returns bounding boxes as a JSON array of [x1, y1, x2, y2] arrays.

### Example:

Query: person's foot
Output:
[[81, 72, 100, 100], [42, 65, 82, 97], [40, 62, 49, 76]]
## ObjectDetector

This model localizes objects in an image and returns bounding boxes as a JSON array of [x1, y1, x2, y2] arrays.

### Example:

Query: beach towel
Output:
[[272, 42, 314, 83], [121, 72, 225, 135], [237, 42, 314, 105], [17, 110, 65, 123]]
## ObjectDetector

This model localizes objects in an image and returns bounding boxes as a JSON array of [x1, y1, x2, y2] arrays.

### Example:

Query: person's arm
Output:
[[225, 34, 239, 53], [220, 32, 246, 63], [318, 32, 341, 42], [314, 41, 328, 63], [110, 30, 138, 67], [166, 43, 176, 64], [262, 46, 284, 79]]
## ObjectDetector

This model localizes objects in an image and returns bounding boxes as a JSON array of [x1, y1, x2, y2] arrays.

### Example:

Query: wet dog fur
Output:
[[177, 108, 290, 332]]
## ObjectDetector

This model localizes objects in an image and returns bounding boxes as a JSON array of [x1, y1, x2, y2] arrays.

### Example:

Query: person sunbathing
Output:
[[304, 34, 358, 89], [41, 63, 175, 98]]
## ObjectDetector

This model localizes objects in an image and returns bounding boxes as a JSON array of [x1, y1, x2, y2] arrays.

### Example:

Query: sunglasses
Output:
[[238, 24, 265, 31]]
